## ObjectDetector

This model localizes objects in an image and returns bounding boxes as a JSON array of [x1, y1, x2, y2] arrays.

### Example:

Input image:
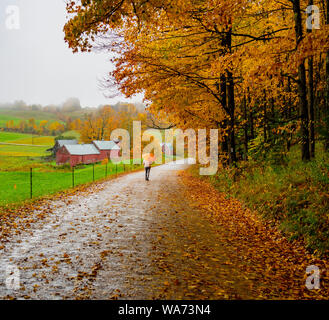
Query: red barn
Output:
[[93, 140, 121, 160], [56, 144, 101, 167]]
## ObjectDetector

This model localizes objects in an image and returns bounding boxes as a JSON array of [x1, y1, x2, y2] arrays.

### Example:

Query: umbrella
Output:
[[142, 153, 156, 162]]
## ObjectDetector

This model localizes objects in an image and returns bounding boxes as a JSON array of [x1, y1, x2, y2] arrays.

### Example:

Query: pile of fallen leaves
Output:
[[179, 171, 329, 299]]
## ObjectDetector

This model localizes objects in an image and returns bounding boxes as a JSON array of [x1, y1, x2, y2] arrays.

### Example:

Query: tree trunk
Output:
[[308, 0, 315, 158], [227, 70, 237, 165], [287, 78, 292, 151], [247, 91, 255, 140], [292, 0, 310, 161], [325, 0, 329, 151], [308, 56, 315, 158], [219, 74, 229, 166], [222, 133, 229, 167], [243, 95, 248, 161], [225, 27, 237, 165], [263, 90, 268, 143]]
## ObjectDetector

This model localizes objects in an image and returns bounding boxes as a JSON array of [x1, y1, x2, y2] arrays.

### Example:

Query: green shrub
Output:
[[200, 144, 329, 256]]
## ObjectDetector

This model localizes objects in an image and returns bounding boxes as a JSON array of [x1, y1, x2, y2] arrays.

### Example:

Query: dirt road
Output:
[[0, 160, 322, 299]]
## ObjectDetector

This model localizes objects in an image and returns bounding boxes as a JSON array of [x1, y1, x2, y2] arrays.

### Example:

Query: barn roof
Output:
[[93, 140, 121, 151], [64, 144, 100, 155], [57, 140, 78, 147]]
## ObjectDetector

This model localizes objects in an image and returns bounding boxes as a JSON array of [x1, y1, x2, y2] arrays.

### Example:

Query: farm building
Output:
[[56, 140, 121, 167], [93, 140, 121, 159], [56, 144, 101, 167], [48, 139, 78, 156]]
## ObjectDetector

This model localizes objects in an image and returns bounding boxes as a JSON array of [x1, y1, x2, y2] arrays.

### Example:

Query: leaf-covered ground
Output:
[[178, 171, 329, 299], [0, 161, 328, 299]]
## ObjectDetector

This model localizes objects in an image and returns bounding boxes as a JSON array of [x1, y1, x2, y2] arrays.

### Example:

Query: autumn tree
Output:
[[79, 105, 147, 143], [64, 0, 329, 164], [49, 121, 65, 135]]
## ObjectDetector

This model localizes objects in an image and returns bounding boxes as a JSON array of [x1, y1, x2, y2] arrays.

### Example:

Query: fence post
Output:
[[72, 166, 75, 188], [30, 168, 33, 199], [93, 163, 95, 181]]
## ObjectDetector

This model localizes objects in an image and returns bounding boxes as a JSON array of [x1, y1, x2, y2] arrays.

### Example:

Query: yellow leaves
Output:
[[41, 258, 49, 267], [62, 253, 72, 264], [100, 250, 111, 259], [101, 158, 109, 165], [188, 285, 197, 290], [180, 170, 329, 299], [52, 265, 59, 273]]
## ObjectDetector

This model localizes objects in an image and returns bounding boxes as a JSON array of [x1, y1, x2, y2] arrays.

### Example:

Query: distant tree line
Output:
[[4, 118, 66, 136], [1, 99, 147, 137]]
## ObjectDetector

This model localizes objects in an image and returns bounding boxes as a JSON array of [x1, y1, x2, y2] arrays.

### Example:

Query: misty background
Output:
[[0, 0, 143, 108]]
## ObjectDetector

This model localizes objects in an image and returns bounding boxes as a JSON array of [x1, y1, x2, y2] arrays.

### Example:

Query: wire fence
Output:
[[0, 161, 144, 206]]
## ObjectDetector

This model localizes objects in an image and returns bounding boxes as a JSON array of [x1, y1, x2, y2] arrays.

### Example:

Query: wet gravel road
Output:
[[0, 160, 263, 299]]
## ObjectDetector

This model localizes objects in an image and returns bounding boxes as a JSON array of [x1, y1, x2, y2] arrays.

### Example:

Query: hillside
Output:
[[0, 108, 82, 128], [0, 108, 60, 124]]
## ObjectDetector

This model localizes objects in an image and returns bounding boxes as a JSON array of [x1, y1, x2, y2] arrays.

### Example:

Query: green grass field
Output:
[[0, 114, 21, 128], [0, 132, 31, 142], [0, 156, 47, 171], [7, 136, 54, 146], [0, 144, 50, 157], [0, 131, 54, 145], [0, 109, 64, 128], [0, 162, 143, 206], [62, 130, 81, 139], [0, 131, 55, 157], [0, 108, 88, 129]]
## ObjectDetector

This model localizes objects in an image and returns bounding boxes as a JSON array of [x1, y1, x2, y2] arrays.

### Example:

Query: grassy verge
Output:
[[192, 145, 329, 256]]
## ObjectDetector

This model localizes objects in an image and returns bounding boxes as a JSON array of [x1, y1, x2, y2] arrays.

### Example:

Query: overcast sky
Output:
[[0, 0, 143, 107]]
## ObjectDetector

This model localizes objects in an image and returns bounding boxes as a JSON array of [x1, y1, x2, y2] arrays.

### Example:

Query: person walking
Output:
[[143, 158, 152, 181]]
